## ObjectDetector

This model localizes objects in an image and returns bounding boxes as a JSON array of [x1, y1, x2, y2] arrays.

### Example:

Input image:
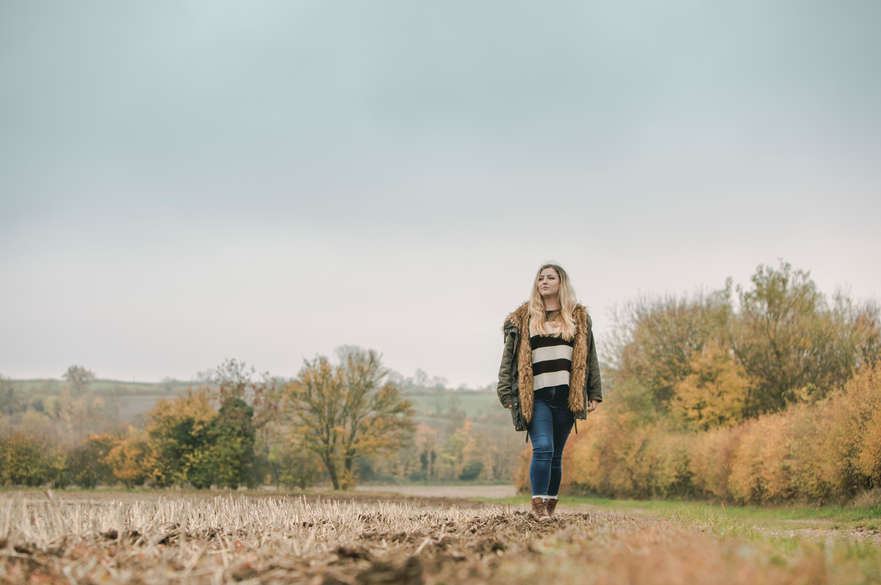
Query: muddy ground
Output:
[[1, 492, 878, 585], [353, 484, 517, 499]]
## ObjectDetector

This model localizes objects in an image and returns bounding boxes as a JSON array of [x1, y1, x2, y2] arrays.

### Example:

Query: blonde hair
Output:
[[527, 263, 578, 340]]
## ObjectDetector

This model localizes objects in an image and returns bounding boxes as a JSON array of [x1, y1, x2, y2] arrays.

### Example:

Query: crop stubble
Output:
[[1, 492, 878, 585]]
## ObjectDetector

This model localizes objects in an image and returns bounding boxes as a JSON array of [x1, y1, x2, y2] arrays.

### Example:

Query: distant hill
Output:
[[5, 377, 504, 426], [6, 378, 195, 422]]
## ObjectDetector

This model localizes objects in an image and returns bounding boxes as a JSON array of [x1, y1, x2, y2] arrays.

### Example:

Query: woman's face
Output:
[[537, 268, 560, 298]]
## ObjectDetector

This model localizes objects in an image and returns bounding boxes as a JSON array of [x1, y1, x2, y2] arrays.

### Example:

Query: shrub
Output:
[[459, 460, 484, 481]]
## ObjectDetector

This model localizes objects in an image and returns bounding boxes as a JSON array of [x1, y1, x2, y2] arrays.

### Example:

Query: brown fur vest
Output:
[[503, 301, 590, 424]]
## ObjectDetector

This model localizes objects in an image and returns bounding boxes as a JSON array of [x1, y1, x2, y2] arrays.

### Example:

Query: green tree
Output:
[[202, 358, 284, 486], [209, 397, 256, 488], [146, 388, 216, 486]]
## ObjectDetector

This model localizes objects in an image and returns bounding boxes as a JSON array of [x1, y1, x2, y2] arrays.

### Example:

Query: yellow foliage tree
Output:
[[672, 340, 749, 430], [104, 426, 152, 487]]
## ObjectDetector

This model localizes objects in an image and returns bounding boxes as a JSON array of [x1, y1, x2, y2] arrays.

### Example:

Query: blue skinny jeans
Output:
[[527, 385, 574, 497]]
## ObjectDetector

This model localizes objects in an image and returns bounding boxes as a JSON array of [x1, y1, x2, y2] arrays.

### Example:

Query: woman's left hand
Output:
[[587, 400, 599, 412]]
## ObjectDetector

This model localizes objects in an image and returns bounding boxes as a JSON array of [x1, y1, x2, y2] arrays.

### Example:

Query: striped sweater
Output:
[[530, 330, 574, 391]]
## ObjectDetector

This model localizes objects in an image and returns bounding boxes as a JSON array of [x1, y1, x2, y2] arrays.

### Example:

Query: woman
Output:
[[496, 263, 602, 520]]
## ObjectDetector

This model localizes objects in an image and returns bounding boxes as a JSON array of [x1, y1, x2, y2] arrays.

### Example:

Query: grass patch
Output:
[[476, 494, 881, 534]]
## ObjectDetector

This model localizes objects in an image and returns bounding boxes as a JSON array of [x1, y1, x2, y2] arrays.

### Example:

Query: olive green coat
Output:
[[496, 302, 603, 432]]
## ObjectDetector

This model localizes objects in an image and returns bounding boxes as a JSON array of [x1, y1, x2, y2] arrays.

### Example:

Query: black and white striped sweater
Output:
[[529, 320, 574, 391]]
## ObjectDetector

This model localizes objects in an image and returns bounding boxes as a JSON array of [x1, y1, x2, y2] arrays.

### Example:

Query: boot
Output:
[[545, 497, 558, 517], [530, 497, 549, 520]]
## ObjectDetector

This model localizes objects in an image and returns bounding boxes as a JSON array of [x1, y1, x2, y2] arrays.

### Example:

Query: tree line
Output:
[[0, 349, 416, 489], [520, 260, 881, 502], [1, 348, 519, 489]]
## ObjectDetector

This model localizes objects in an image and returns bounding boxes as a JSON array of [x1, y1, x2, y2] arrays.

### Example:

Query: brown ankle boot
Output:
[[530, 497, 549, 520], [545, 498, 558, 517]]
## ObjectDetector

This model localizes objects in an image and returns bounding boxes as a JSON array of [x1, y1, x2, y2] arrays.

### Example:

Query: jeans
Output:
[[528, 385, 574, 497]]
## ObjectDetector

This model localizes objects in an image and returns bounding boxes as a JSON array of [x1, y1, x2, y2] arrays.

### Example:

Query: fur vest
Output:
[[503, 301, 592, 424]]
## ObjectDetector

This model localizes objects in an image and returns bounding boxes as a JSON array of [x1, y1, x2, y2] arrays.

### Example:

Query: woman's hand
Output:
[[587, 400, 599, 412], [504, 404, 512, 409]]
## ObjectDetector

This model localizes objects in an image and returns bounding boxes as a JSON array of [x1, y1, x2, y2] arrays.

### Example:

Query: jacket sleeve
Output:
[[496, 330, 516, 408], [586, 328, 603, 402]]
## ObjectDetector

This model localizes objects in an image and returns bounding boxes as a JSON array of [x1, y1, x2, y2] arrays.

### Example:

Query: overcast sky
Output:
[[3, 0, 880, 387]]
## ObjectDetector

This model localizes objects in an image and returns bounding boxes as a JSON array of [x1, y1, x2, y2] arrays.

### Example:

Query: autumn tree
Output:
[[284, 347, 414, 490], [672, 340, 749, 430], [104, 426, 152, 488]]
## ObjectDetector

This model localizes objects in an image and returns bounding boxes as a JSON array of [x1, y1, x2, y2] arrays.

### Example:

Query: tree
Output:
[[178, 395, 258, 490], [284, 347, 414, 490], [0, 433, 46, 486], [459, 459, 484, 480], [146, 388, 216, 486], [199, 357, 281, 429], [208, 397, 256, 488], [612, 285, 733, 406], [438, 418, 481, 480], [201, 358, 285, 484], [733, 261, 880, 415], [672, 340, 749, 430], [104, 427, 151, 488], [68, 433, 116, 488], [63, 365, 96, 394], [0, 375, 19, 415], [271, 432, 324, 489]]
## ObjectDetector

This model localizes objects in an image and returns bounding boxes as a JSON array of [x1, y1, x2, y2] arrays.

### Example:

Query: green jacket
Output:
[[496, 303, 603, 432]]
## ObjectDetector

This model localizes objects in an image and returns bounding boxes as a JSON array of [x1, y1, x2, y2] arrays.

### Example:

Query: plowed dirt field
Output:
[[1, 491, 878, 585]]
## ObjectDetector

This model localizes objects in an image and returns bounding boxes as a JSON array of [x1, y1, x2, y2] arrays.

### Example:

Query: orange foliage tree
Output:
[[104, 426, 152, 487]]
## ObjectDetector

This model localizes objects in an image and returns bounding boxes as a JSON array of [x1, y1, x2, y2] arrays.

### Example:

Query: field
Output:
[[2, 490, 881, 585]]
